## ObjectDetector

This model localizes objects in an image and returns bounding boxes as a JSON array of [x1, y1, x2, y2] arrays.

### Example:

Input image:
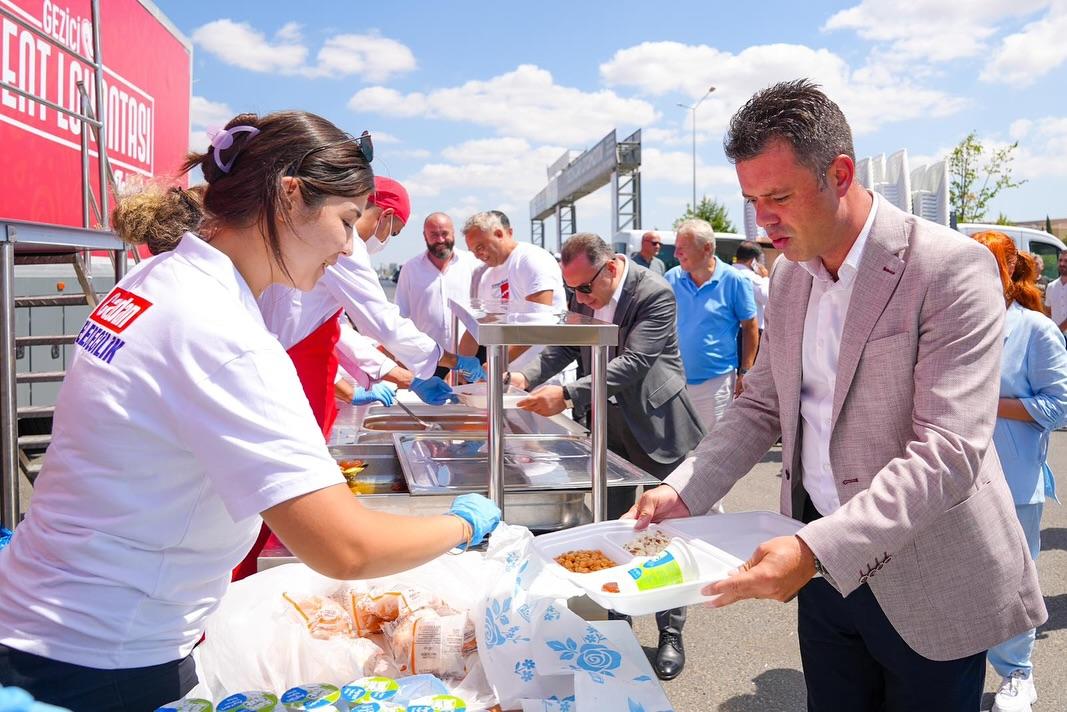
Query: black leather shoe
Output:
[[655, 629, 685, 680], [607, 610, 633, 627]]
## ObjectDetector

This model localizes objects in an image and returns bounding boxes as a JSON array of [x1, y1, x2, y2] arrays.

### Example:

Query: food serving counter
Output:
[[259, 300, 658, 570]]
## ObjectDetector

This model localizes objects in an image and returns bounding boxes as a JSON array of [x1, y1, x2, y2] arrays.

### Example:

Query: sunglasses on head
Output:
[[289, 130, 373, 175], [574, 260, 610, 294]]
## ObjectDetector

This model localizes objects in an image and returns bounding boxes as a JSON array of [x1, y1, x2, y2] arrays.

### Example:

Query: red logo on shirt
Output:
[[89, 288, 153, 333], [499, 280, 510, 300]]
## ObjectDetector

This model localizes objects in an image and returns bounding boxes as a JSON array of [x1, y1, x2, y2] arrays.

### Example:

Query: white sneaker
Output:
[[991, 670, 1037, 712]]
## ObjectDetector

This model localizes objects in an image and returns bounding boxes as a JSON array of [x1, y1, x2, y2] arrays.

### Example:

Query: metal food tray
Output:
[[323, 443, 591, 531], [393, 433, 658, 495]]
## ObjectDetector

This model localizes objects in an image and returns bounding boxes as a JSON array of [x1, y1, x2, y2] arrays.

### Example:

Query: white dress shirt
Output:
[[799, 194, 879, 515], [1045, 277, 1067, 329], [395, 249, 478, 352], [593, 256, 629, 324]]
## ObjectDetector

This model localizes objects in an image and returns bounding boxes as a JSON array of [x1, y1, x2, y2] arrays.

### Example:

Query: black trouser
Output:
[[604, 404, 687, 633], [0, 644, 197, 712], [797, 498, 986, 711]]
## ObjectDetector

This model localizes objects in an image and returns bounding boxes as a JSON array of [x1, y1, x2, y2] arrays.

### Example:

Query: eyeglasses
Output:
[[574, 260, 610, 294], [289, 130, 373, 176], [643, 239, 662, 246]]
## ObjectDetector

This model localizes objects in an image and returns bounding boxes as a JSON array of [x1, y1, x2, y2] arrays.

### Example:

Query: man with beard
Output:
[[1043, 249, 1067, 332], [396, 212, 479, 375]]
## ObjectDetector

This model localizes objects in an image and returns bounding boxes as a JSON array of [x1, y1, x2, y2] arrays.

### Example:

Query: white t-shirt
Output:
[[1045, 277, 1067, 329], [473, 242, 566, 371], [0, 234, 343, 668], [258, 237, 441, 379], [396, 249, 478, 352], [733, 263, 769, 329]]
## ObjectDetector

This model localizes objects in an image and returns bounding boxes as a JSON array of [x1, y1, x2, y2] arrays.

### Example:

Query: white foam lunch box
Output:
[[532, 511, 804, 616]]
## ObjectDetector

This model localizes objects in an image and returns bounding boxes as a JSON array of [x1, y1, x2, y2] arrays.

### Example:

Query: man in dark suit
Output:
[[512, 232, 705, 680]]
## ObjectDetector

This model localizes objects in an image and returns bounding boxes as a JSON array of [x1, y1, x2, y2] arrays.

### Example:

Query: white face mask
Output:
[[365, 234, 387, 255], [364, 211, 395, 255]]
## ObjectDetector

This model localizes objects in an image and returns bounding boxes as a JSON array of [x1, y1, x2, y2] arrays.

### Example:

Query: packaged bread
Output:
[[381, 608, 474, 678], [333, 584, 450, 636], [281, 592, 354, 640]]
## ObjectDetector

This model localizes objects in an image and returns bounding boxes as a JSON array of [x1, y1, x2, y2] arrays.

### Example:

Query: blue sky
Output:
[[157, 0, 1067, 266]]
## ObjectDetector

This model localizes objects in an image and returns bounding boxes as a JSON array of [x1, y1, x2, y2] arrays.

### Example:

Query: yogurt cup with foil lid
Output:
[[155, 700, 214, 712], [340, 676, 399, 703], [347, 702, 403, 712], [279, 683, 343, 710], [216, 692, 280, 711], [406, 694, 468, 712]]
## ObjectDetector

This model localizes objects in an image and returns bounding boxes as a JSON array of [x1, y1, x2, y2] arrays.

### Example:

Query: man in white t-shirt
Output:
[[1044, 250, 1067, 332], [396, 212, 478, 358], [732, 240, 770, 331], [460, 210, 566, 372]]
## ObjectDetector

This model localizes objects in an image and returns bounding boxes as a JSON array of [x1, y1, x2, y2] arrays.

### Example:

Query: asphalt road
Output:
[[629, 433, 1067, 711]]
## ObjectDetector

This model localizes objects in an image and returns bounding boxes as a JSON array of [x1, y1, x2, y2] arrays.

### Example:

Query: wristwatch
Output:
[[561, 385, 574, 409], [737, 367, 749, 376], [813, 555, 827, 577]]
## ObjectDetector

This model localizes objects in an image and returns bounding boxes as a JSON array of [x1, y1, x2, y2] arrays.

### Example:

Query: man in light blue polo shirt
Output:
[[665, 218, 758, 432]]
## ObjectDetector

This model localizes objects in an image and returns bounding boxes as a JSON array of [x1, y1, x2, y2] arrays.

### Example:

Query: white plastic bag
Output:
[[194, 554, 496, 709]]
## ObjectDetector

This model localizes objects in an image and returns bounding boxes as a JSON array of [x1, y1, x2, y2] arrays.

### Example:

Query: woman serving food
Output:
[[0, 110, 499, 711]]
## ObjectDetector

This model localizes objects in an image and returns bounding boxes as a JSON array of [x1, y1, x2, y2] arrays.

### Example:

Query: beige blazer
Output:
[[665, 200, 1047, 661]]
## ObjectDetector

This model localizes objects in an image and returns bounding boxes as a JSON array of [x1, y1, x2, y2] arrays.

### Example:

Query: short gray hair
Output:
[[561, 232, 613, 266], [462, 211, 505, 235], [675, 219, 716, 251]]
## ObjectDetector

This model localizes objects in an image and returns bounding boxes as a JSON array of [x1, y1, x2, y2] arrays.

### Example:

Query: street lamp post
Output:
[[678, 85, 716, 211]]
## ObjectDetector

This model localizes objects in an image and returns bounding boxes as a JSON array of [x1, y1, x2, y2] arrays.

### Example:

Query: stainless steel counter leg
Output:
[[591, 345, 608, 522], [487, 344, 507, 518], [1, 238, 19, 529], [449, 313, 460, 386]]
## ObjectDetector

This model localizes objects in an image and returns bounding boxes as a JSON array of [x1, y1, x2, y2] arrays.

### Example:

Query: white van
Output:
[[957, 223, 1065, 285], [612, 229, 779, 272]]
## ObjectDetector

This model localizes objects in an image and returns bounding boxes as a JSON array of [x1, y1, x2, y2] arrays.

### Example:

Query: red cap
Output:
[[368, 176, 410, 225]]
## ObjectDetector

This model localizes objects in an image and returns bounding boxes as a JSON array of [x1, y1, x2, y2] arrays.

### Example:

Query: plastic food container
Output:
[[532, 511, 804, 616], [341, 676, 400, 704], [280, 683, 344, 710], [406, 694, 469, 712], [155, 700, 213, 712], [215, 692, 282, 712], [450, 382, 527, 409]]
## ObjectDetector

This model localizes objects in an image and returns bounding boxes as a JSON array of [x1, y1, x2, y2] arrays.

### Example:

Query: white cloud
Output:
[[307, 34, 416, 81], [192, 19, 416, 81], [188, 96, 233, 152], [823, 0, 1051, 62], [640, 147, 738, 190], [399, 135, 573, 239], [599, 41, 967, 135], [192, 20, 307, 73], [1012, 116, 1067, 178], [349, 64, 659, 144], [981, 3, 1067, 85]]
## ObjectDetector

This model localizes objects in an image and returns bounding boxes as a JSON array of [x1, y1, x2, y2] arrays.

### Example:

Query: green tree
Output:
[[674, 196, 736, 233], [994, 212, 1012, 226], [948, 131, 1026, 223]]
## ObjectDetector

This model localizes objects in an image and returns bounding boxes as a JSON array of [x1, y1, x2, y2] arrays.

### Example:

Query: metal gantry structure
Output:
[[529, 129, 643, 252], [0, 0, 129, 529]]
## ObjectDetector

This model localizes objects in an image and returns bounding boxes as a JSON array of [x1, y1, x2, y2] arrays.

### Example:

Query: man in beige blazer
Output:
[[627, 79, 1047, 710]]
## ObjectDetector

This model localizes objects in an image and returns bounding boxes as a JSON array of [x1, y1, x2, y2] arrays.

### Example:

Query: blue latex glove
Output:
[[0, 527, 12, 551], [411, 376, 459, 405], [448, 493, 501, 549], [453, 355, 486, 383], [351, 383, 396, 407]]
